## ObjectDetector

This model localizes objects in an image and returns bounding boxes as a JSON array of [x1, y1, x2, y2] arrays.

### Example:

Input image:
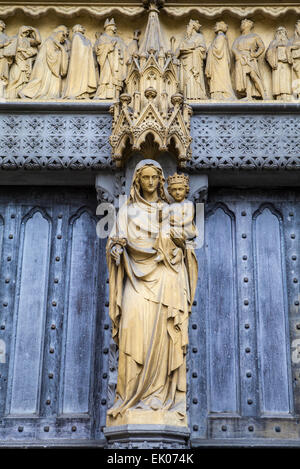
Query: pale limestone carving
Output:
[[3, 8, 298, 103], [155, 173, 197, 266], [139, 0, 167, 54], [6, 26, 41, 99], [164, 6, 300, 19], [232, 18, 266, 100], [110, 2, 192, 168], [289, 20, 300, 98], [94, 18, 128, 100], [0, 6, 146, 19], [61, 26, 71, 57], [205, 21, 235, 100], [58, 25, 71, 97], [0, 20, 13, 98], [127, 29, 141, 57], [1, 4, 299, 22], [106, 160, 198, 427], [20, 26, 69, 99], [266, 26, 292, 101], [63, 24, 97, 99], [177, 19, 207, 100]]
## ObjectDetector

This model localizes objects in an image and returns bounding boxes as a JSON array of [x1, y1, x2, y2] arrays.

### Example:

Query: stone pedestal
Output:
[[104, 425, 190, 449]]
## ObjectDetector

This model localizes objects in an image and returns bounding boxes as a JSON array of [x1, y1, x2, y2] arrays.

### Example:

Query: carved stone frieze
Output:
[[1, 3, 300, 102], [104, 424, 190, 449]]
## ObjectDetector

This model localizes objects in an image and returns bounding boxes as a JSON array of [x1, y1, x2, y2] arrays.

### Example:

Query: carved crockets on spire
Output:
[[109, 0, 192, 168]]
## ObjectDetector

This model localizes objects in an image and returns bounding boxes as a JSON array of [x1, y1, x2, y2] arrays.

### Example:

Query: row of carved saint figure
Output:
[[1, 17, 300, 101], [181, 18, 300, 101]]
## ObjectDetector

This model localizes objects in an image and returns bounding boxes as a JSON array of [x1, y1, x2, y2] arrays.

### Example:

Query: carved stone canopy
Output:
[[109, 0, 192, 168]]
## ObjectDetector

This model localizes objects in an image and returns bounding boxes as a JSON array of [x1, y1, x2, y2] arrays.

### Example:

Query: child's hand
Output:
[[171, 248, 183, 265]]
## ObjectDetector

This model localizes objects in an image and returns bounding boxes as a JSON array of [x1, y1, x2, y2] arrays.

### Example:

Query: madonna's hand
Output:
[[111, 244, 123, 264]]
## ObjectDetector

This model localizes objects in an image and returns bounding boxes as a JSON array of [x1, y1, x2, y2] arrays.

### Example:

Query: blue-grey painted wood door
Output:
[[190, 188, 299, 446], [0, 187, 108, 446]]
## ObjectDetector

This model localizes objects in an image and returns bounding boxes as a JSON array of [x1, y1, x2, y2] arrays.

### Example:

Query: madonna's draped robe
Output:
[[106, 172, 197, 426]]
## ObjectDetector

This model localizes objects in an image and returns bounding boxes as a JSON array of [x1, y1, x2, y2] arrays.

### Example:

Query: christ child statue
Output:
[[154, 173, 197, 268]]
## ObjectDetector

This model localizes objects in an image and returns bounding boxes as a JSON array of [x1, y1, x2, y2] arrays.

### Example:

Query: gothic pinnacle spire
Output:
[[142, 0, 165, 11], [139, 0, 167, 55]]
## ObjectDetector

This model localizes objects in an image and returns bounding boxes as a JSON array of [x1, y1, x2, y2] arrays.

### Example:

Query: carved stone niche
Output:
[[109, 0, 193, 169], [124, 148, 208, 202], [102, 150, 208, 449]]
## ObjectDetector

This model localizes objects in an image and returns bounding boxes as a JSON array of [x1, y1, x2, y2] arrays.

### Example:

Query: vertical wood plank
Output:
[[206, 205, 239, 414], [253, 205, 291, 414], [231, 200, 261, 419], [60, 209, 98, 415], [39, 203, 69, 419], [9, 209, 51, 415], [0, 212, 6, 415], [92, 237, 110, 440], [0, 204, 22, 418], [189, 237, 208, 438], [0, 216, 4, 367], [286, 199, 300, 415]]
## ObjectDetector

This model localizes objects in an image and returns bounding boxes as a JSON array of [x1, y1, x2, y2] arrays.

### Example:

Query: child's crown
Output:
[[167, 173, 189, 187]]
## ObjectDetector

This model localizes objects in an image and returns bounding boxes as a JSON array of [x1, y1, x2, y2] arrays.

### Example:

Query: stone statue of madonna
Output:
[[106, 159, 198, 427]]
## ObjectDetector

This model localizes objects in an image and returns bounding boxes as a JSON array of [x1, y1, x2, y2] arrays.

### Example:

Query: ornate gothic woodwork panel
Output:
[[1, 184, 300, 446]]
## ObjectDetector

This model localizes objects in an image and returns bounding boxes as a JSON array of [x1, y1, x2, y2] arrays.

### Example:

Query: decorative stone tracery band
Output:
[[0, 109, 300, 171]]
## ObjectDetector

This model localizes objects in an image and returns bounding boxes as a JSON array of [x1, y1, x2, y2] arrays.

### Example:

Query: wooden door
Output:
[[190, 188, 299, 446], [0, 187, 108, 446]]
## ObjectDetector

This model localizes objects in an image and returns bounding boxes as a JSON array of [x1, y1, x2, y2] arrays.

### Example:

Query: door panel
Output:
[[206, 206, 239, 414], [0, 187, 108, 445], [60, 209, 98, 416], [253, 206, 291, 415], [8, 210, 51, 415], [190, 189, 296, 445]]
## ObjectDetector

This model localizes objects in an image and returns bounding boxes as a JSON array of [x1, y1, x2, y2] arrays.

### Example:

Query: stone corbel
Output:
[[189, 174, 208, 203], [95, 172, 115, 204], [189, 174, 208, 251]]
